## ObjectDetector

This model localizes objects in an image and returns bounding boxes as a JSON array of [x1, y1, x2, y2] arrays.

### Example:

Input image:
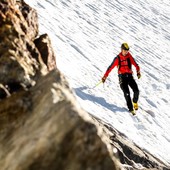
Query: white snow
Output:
[[25, 0, 170, 165]]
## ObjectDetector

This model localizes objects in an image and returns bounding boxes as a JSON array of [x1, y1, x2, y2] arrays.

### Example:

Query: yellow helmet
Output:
[[121, 43, 129, 50]]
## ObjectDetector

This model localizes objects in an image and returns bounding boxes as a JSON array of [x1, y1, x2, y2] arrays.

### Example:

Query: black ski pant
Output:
[[119, 74, 139, 111]]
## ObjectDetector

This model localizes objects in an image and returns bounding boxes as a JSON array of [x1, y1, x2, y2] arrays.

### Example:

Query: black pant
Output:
[[119, 74, 139, 111]]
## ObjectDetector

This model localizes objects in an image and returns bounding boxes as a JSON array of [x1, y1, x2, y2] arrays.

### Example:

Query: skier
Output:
[[101, 43, 141, 115]]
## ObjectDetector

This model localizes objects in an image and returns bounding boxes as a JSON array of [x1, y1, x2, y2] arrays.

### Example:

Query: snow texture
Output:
[[25, 0, 170, 165]]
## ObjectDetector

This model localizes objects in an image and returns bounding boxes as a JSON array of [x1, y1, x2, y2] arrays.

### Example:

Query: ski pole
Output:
[[93, 80, 103, 89]]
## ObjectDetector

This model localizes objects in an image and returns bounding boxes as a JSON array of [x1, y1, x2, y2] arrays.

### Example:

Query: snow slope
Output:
[[25, 0, 170, 165]]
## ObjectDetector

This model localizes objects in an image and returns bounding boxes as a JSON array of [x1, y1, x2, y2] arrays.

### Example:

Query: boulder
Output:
[[0, 70, 119, 170]]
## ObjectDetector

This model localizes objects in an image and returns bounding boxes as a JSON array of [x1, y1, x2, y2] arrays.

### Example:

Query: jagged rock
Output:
[[34, 34, 57, 71], [16, 0, 39, 39], [0, 84, 10, 99], [0, 0, 49, 98], [98, 121, 170, 170], [0, 70, 119, 170], [0, 3, 120, 168]]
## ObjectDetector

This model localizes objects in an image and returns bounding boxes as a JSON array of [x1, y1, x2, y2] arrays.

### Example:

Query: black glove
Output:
[[137, 71, 141, 79], [102, 76, 107, 83]]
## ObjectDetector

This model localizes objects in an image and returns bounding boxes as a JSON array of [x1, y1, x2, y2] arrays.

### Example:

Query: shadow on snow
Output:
[[74, 86, 126, 113]]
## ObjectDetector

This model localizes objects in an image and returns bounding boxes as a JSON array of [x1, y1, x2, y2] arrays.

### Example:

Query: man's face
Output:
[[122, 49, 129, 56]]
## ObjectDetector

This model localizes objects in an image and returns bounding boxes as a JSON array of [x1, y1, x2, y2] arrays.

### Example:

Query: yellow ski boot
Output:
[[130, 110, 136, 116], [133, 102, 138, 110]]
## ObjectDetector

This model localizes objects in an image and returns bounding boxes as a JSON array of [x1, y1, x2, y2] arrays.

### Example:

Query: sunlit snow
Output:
[[25, 0, 170, 165]]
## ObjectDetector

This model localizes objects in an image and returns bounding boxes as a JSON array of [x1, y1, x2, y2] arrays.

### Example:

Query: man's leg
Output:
[[119, 78, 133, 111], [129, 78, 139, 103]]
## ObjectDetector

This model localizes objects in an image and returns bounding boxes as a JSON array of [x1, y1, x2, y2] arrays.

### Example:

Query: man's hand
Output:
[[137, 71, 141, 79], [102, 76, 107, 83]]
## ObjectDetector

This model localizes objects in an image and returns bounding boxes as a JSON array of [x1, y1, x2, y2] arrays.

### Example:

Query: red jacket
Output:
[[104, 52, 140, 77]]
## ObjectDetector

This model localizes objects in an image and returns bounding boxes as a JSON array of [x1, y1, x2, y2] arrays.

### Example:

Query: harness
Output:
[[117, 55, 131, 71]]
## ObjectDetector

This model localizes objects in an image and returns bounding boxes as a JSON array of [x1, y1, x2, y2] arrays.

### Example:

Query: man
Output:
[[102, 43, 141, 115]]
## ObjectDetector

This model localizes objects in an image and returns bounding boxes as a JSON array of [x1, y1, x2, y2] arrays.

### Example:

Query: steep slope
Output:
[[25, 0, 170, 166]]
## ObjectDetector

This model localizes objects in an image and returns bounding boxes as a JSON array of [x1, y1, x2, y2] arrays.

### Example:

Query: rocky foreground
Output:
[[0, 0, 169, 170]]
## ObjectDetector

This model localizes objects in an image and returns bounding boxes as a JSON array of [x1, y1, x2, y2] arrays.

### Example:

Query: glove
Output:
[[137, 71, 141, 79], [102, 76, 107, 83]]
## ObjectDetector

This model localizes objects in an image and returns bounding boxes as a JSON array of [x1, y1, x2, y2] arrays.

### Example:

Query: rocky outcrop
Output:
[[0, 0, 169, 170], [0, 0, 57, 99], [102, 122, 169, 170], [34, 34, 56, 71], [0, 0, 46, 98], [0, 1, 119, 170], [0, 70, 119, 170]]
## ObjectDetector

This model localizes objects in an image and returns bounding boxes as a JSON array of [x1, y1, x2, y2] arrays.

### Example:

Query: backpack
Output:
[[117, 55, 131, 70]]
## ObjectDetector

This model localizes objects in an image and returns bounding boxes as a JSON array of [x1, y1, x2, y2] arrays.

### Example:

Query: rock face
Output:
[[0, 1, 169, 170], [0, 70, 118, 170], [0, 0, 45, 98], [0, 1, 119, 170], [34, 34, 56, 71]]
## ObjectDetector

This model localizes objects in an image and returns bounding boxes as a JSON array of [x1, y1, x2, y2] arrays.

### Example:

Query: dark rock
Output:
[[0, 70, 119, 170], [34, 34, 57, 71], [16, 0, 39, 39], [0, 0, 48, 97], [0, 84, 10, 99], [0, 1, 119, 169]]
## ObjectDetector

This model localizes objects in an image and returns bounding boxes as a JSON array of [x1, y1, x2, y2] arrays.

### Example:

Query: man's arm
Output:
[[129, 54, 141, 79], [102, 57, 118, 82]]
